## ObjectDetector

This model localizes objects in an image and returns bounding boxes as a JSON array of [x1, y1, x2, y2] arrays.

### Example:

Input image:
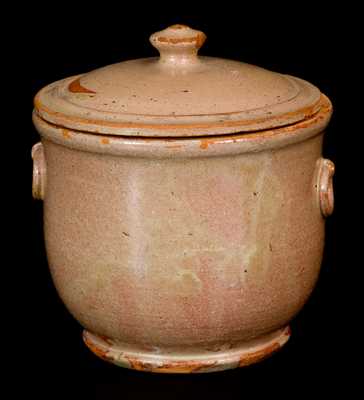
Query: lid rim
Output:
[[35, 78, 322, 137], [34, 95, 324, 138], [33, 95, 332, 158]]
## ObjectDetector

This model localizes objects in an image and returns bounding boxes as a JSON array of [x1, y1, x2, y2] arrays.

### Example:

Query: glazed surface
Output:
[[41, 131, 325, 350], [33, 24, 322, 137]]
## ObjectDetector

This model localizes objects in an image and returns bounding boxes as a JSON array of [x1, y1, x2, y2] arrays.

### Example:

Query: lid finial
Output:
[[149, 24, 206, 66]]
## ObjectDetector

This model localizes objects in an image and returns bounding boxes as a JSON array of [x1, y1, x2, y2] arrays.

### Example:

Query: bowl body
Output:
[[31, 96, 334, 372]]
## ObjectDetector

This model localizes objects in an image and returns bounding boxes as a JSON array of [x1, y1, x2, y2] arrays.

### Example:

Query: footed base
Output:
[[83, 326, 290, 373]]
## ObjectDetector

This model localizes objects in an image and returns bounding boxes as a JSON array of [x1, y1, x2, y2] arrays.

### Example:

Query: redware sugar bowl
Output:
[[31, 24, 335, 373]]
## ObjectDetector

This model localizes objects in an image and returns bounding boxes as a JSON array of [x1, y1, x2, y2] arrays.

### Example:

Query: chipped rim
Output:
[[33, 94, 332, 159], [83, 326, 290, 373]]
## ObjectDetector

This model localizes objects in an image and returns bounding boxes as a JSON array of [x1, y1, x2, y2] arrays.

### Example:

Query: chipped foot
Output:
[[83, 326, 291, 373]]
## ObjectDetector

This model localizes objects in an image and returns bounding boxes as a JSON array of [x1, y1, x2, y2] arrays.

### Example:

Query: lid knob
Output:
[[149, 24, 206, 66]]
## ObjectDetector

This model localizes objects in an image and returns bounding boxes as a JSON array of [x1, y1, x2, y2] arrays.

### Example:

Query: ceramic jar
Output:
[[31, 25, 335, 373]]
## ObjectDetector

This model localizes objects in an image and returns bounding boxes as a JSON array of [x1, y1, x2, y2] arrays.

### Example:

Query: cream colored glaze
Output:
[[34, 25, 321, 137], [149, 24, 207, 66], [83, 326, 290, 372], [34, 106, 332, 353], [31, 142, 46, 200], [32, 94, 331, 158], [316, 158, 335, 217]]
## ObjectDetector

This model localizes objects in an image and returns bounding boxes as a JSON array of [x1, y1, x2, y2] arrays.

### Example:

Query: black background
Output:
[[13, 3, 358, 397]]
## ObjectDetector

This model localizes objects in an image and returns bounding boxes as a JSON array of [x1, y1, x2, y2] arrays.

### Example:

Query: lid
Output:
[[34, 24, 322, 137]]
